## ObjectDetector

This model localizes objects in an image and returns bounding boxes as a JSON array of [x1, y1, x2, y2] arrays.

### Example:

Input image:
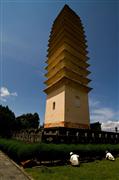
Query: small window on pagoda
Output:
[[53, 102, 56, 110]]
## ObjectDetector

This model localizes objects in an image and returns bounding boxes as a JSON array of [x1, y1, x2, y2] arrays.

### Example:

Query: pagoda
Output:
[[44, 5, 92, 129]]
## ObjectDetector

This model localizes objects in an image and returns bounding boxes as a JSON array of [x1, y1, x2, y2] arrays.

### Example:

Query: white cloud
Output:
[[90, 107, 116, 122], [89, 98, 119, 131], [11, 92, 18, 96], [89, 98, 100, 108], [0, 97, 7, 102], [101, 121, 119, 132], [0, 87, 18, 102]]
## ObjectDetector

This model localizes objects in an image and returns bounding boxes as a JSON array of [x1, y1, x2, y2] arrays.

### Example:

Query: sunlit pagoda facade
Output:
[[44, 5, 92, 129]]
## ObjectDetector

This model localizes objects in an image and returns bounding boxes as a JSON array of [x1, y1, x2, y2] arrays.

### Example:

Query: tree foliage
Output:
[[0, 105, 16, 137], [16, 113, 39, 130], [0, 105, 40, 136], [90, 122, 101, 131]]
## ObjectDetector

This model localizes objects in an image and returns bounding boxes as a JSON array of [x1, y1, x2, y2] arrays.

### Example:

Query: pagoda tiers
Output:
[[44, 5, 92, 129]]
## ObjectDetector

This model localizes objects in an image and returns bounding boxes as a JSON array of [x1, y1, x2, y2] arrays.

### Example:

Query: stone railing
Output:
[[13, 127, 119, 144], [42, 127, 119, 144]]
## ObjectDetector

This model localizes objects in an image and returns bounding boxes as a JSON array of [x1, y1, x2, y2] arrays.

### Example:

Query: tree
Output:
[[115, 127, 118, 133], [29, 113, 40, 129], [0, 105, 16, 137], [16, 113, 39, 130], [90, 122, 101, 131]]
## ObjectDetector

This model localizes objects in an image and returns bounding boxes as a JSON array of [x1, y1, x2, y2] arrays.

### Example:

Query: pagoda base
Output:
[[44, 121, 90, 129]]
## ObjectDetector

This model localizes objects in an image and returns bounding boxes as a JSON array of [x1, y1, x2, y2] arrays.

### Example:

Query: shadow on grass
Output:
[[21, 156, 103, 169]]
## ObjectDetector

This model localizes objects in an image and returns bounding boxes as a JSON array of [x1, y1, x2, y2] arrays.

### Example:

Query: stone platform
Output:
[[0, 151, 33, 180]]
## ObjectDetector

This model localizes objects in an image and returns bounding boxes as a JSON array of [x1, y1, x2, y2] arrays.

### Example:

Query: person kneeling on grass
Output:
[[70, 152, 80, 166], [105, 150, 115, 161]]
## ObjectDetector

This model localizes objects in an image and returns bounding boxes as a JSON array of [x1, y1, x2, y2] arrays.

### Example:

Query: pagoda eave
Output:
[[44, 77, 92, 94]]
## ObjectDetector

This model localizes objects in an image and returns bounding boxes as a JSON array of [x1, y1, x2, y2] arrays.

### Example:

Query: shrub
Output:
[[0, 138, 119, 163]]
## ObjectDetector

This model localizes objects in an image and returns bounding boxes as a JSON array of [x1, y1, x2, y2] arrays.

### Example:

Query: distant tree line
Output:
[[16, 113, 39, 130], [0, 105, 40, 138]]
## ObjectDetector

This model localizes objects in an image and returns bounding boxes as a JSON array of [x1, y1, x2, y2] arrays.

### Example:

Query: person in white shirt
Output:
[[105, 151, 115, 161], [69, 152, 80, 166]]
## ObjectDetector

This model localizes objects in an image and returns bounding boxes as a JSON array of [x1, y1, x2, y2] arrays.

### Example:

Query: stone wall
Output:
[[13, 129, 42, 143]]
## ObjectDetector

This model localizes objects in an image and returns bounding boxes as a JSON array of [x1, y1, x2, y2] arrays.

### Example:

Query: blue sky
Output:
[[0, 0, 119, 131]]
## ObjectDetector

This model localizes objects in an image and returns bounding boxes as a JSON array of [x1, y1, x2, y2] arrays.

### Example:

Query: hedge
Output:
[[0, 138, 119, 163]]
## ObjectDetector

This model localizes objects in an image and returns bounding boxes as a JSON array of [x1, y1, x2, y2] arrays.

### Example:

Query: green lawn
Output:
[[26, 158, 119, 180]]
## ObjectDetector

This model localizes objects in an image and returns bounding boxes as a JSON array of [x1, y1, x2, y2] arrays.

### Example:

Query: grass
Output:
[[26, 158, 119, 180], [1, 138, 119, 179]]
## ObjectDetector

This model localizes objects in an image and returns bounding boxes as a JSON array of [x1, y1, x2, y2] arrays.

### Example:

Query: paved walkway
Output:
[[0, 151, 33, 180]]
